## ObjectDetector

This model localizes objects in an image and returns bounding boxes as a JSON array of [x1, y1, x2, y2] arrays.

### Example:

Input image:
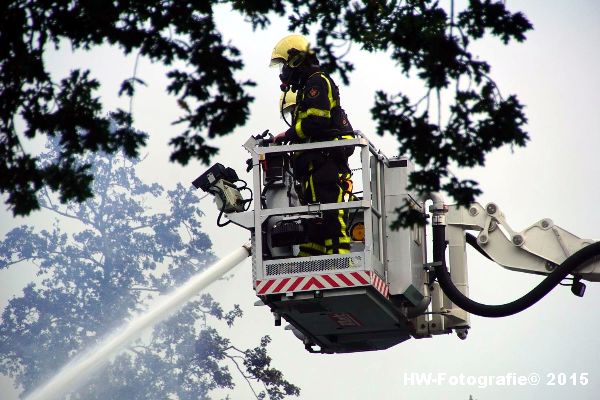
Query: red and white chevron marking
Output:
[[370, 272, 388, 298], [255, 271, 389, 298]]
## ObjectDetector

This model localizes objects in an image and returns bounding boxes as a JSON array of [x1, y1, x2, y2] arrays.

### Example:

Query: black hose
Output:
[[465, 232, 493, 261], [433, 224, 600, 318]]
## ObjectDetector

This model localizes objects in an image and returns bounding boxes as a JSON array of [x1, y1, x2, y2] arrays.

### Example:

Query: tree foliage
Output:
[[1, 0, 532, 225], [0, 137, 299, 399]]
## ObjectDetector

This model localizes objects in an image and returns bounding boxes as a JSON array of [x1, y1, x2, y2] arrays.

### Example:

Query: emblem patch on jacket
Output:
[[307, 87, 319, 98]]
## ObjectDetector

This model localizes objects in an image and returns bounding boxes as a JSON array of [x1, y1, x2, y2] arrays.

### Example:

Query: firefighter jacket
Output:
[[283, 71, 353, 143]]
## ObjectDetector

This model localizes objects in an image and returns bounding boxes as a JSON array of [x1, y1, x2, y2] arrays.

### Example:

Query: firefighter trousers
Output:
[[298, 158, 351, 256]]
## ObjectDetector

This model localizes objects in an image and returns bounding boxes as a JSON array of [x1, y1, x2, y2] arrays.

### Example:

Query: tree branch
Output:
[[42, 188, 99, 230], [1, 257, 33, 269], [223, 353, 260, 400]]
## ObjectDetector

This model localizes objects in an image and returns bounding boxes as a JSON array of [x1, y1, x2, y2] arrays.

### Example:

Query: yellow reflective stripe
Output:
[[296, 108, 329, 139], [294, 74, 339, 140], [324, 237, 351, 246], [333, 134, 354, 144], [295, 117, 305, 139], [309, 174, 316, 201], [327, 248, 350, 254], [300, 242, 326, 253], [336, 186, 344, 202], [335, 185, 349, 236], [321, 73, 337, 108], [299, 246, 326, 256], [338, 210, 347, 231], [298, 108, 331, 119]]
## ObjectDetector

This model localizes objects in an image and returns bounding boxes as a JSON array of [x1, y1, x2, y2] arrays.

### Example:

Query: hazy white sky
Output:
[[2, 1, 600, 399]]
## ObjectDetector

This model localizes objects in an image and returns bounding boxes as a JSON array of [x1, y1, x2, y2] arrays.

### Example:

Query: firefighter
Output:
[[271, 34, 354, 256], [278, 90, 297, 126]]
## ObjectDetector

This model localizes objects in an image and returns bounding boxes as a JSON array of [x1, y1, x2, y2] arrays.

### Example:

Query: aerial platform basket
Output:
[[195, 129, 600, 354], [223, 132, 429, 353]]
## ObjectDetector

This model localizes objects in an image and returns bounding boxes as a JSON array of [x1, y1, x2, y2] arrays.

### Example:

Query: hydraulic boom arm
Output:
[[445, 202, 600, 282]]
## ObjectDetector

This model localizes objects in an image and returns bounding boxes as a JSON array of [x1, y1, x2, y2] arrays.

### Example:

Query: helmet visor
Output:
[[269, 57, 285, 68]]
